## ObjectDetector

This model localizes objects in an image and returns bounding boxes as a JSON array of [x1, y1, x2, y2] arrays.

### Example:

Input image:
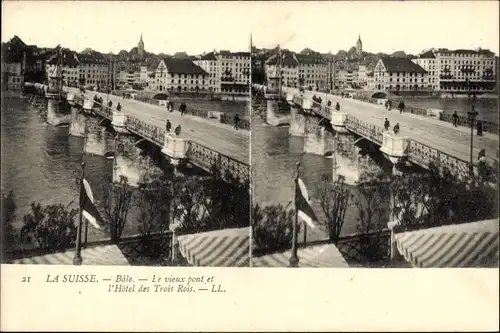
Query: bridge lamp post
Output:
[[466, 78, 478, 177]]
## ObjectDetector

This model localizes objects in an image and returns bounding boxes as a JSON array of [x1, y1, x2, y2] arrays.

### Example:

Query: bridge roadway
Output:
[[284, 87, 499, 166], [69, 88, 249, 164]]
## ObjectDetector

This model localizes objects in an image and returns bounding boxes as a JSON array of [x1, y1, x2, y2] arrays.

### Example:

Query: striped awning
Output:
[[252, 243, 349, 268], [13, 244, 130, 266], [177, 227, 249, 267], [395, 219, 499, 268]]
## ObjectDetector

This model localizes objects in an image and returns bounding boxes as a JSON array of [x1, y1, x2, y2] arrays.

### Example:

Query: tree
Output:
[[20, 202, 78, 250], [172, 176, 212, 232], [101, 175, 133, 243], [252, 203, 295, 255], [134, 175, 173, 261], [1, 190, 18, 255], [390, 170, 429, 232], [354, 167, 391, 235], [352, 167, 391, 262], [391, 164, 498, 233], [319, 174, 351, 243], [203, 165, 250, 229]]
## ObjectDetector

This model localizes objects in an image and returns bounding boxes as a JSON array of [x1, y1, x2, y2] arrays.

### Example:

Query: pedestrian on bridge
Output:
[[335, 102, 340, 111], [117, 103, 122, 112], [398, 101, 405, 114], [180, 102, 187, 116], [174, 125, 181, 136], [452, 111, 459, 127], [234, 114, 240, 130], [393, 123, 400, 134], [108, 100, 113, 108], [384, 118, 390, 131], [166, 120, 172, 133]]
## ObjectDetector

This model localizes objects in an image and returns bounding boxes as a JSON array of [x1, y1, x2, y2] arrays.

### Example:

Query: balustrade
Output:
[[125, 117, 164, 146], [187, 141, 249, 183], [407, 140, 472, 179], [344, 114, 383, 144]]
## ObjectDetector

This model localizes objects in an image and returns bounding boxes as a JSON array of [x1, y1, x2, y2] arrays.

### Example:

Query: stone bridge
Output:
[[261, 82, 498, 182], [25, 83, 249, 186]]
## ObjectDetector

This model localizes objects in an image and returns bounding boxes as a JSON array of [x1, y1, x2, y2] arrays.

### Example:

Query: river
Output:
[[404, 97, 498, 123]]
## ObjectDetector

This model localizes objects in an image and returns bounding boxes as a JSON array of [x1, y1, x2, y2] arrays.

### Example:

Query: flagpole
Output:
[[73, 162, 85, 265], [289, 162, 300, 268], [82, 116, 89, 247]]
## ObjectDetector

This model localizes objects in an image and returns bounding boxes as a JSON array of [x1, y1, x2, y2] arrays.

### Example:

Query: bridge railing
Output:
[[186, 141, 250, 183], [344, 114, 384, 145], [124, 117, 165, 147], [407, 140, 473, 179]]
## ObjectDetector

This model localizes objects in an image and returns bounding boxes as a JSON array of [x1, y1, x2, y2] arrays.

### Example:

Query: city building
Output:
[[264, 50, 299, 88], [413, 48, 497, 92], [218, 51, 250, 95], [193, 52, 221, 92], [297, 51, 328, 91], [76, 49, 109, 90], [193, 50, 250, 95], [370, 57, 428, 91], [357, 65, 367, 87], [152, 56, 208, 93], [1, 36, 30, 90], [264, 48, 328, 90], [45, 48, 80, 87]]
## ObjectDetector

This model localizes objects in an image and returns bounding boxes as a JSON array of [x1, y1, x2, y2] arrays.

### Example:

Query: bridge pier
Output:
[[289, 104, 307, 137], [85, 115, 114, 156], [304, 121, 335, 156], [379, 131, 409, 175], [46, 97, 71, 127], [161, 134, 189, 175], [264, 73, 290, 126], [330, 112, 349, 134], [112, 111, 129, 134], [69, 104, 86, 137], [113, 134, 163, 187]]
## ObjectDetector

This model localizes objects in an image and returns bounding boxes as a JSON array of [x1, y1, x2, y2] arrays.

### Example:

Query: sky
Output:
[[2, 1, 499, 56]]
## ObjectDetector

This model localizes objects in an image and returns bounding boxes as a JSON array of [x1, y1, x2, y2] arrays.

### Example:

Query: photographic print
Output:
[[2, 1, 251, 267], [250, 1, 499, 268]]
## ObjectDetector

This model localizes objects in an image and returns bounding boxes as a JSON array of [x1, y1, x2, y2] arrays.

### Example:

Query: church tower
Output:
[[356, 34, 363, 58], [138, 33, 145, 60]]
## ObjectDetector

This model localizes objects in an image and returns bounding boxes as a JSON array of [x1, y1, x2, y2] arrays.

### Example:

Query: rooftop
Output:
[[46, 48, 80, 67], [76, 50, 107, 64], [162, 57, 207, 75], [380, 57, 427, 73], [266, 50, 299, 67], [198, 52, 217, 61]]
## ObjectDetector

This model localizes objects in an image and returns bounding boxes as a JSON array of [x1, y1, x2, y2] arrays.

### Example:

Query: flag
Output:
[[295, 177, 318, 229], [80, 178, 105, 230]]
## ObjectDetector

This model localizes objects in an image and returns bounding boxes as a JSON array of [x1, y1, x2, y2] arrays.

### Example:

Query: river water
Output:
[[1, 93, 248, 247], [404, 97, 498, 123]]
